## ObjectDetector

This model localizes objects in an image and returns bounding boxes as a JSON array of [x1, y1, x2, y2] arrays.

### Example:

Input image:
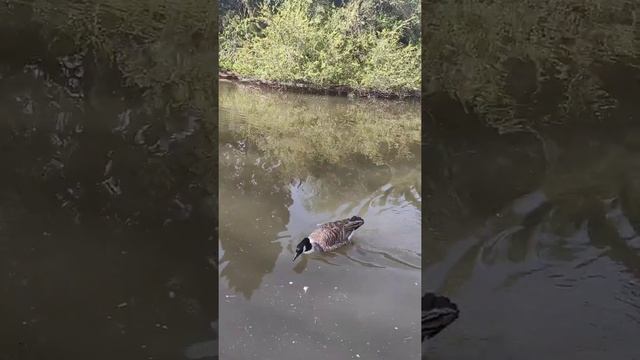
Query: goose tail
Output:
[[422, 292, 459, 341], [344, 216, 365, 231]]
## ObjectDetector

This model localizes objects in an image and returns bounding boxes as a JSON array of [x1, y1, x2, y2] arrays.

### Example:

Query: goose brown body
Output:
[[308, 216, 365, 251], [293, 216, 365, 262]]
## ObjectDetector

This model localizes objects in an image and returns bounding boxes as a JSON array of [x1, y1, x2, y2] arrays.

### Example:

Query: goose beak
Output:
[[293, 252, 301, 262]]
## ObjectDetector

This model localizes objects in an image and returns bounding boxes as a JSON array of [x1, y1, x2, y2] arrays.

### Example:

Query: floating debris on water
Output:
[[303, 286, 309, 293], [117, 302, 128, 308]]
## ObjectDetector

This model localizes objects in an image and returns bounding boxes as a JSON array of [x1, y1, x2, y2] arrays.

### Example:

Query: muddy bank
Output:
[[219, 71, 420, 100]]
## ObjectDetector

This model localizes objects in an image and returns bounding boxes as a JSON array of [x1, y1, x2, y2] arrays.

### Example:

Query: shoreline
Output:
[[219, 71, 420, 100]]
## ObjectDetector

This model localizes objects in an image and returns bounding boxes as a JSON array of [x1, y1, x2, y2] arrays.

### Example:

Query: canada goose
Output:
[[293, 216, 365, 261], [422, 292, 459, 341]]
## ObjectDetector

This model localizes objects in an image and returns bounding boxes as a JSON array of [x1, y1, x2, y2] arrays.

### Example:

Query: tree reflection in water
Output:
[[0, 1, 217, 359]]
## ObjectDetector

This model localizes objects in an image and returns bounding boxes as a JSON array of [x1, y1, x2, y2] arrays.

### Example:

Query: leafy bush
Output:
[[220, 0, 420, 94]]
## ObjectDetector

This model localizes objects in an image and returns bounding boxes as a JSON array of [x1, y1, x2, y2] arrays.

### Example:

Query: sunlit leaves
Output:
[[220, 0, 420, 93]]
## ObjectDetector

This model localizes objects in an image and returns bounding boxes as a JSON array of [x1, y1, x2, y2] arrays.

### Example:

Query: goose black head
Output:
[[293, 237, 313, 262]]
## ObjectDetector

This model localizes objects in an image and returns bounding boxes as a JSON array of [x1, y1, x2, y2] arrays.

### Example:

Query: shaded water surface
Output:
[[424, 101, 640, 359], [423, 0, 640, 355], [219, 81, 421, 360], [0, 2, 216, 359]]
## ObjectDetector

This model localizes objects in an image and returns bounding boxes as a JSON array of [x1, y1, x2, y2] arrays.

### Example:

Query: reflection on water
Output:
[[219, 81, 421, 360], [424, 0, 640, 353], [0, 2, 216, 359], [424, 95, 640, 358]]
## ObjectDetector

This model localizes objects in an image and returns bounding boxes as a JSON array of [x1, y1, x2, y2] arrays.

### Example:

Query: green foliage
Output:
[[220, 0, 420, 94], [424, 0, 640, 132]]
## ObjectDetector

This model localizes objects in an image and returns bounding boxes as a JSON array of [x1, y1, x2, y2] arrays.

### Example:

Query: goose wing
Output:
[[422, 293, 459, 341], [311, 218, 358, 250]]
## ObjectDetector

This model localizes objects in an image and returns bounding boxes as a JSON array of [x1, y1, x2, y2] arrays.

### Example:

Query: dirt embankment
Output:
[[219, 71, 420, 100]]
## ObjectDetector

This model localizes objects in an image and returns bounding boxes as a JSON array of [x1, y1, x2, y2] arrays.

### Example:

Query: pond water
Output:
[[219, 81, 422, 360], [0, 2, 217, 359], [422, 0, 640, 357], [424, 96, 640, 359]]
